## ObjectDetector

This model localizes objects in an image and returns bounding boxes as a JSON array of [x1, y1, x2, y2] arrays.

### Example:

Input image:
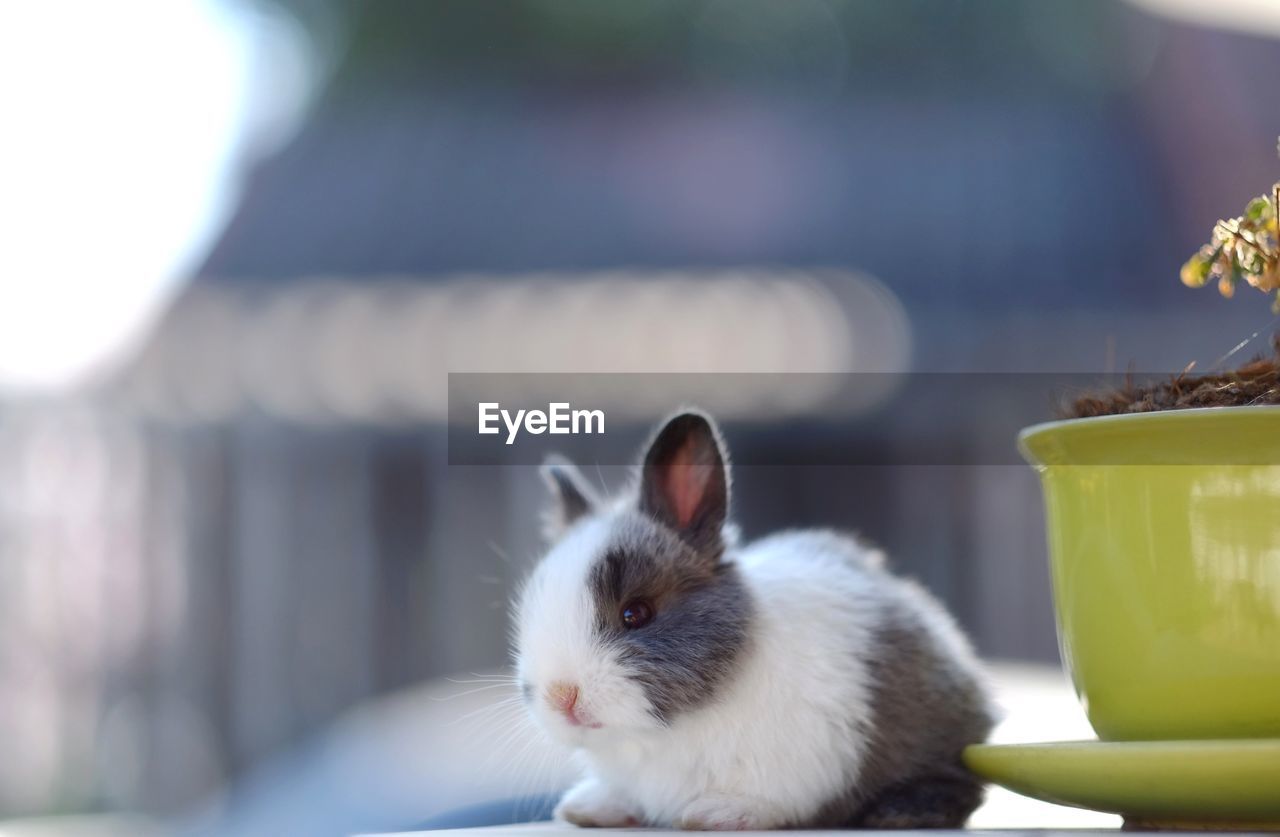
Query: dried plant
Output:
[[1181, 143, 1280, 309]]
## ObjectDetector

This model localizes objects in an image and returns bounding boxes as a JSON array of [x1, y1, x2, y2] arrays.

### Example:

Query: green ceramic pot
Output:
[[1020, 406, 1280, 742]]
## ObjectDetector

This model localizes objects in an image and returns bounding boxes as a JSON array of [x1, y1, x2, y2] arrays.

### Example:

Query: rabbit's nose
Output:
[[546, 680, 579, 715]]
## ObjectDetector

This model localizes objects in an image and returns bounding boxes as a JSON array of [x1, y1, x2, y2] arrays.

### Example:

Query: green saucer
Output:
[[964, 739, 1280, 830]]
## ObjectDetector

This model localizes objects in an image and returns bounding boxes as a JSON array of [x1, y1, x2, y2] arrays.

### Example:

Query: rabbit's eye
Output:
[[620, 599, 654, 630]]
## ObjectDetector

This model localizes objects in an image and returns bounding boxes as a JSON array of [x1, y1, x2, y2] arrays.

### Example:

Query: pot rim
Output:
[[1019, 404, 1280, 467]]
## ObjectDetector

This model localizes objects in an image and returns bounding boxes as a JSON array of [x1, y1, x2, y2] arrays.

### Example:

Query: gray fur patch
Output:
[[588, 512, 752, 724], [854, 775, 986, 829], [812, 578, 995, 828]]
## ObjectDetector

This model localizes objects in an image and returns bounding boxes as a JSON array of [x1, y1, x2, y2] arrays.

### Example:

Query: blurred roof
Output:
[[200, 87, 1168, 311], [197, 0, 1280, 315], [108, 270, 910, 423]]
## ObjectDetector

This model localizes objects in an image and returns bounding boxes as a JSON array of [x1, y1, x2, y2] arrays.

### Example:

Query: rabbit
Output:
[[513, 409, 996, 830]]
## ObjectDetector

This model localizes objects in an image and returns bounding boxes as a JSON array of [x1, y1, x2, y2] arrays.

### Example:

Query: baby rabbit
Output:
[[514, 410, 995, 830]]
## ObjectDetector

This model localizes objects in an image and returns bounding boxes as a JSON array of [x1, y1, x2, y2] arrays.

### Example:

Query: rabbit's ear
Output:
[[540, 454, 599, 542], [638, 410, 730, 555]]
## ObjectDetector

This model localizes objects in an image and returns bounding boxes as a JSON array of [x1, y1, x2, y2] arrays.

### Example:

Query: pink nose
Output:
[[546, 680, 580, 718]]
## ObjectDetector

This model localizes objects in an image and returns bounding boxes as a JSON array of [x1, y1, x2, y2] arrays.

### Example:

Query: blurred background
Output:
[[3, 1, 1280, 834]]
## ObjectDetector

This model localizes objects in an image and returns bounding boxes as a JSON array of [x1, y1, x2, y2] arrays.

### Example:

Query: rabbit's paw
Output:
[[677, 794, 784, 831], [554, 778, 643, 828]]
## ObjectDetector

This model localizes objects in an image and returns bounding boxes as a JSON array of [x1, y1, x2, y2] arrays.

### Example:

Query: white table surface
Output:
[[365, 824, 1136, 837]]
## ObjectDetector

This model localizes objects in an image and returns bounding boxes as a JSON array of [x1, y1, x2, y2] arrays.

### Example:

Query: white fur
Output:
[[516, 515, 658, 735], [515, 517, 988, 830]]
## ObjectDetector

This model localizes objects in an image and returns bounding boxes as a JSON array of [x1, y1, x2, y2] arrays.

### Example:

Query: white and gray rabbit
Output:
[[514, 410, 995, 830]]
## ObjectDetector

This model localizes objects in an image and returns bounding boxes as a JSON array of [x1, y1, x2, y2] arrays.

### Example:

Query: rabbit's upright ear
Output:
[[540, 454, 599, 542], [638, 410, 730, 555]]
